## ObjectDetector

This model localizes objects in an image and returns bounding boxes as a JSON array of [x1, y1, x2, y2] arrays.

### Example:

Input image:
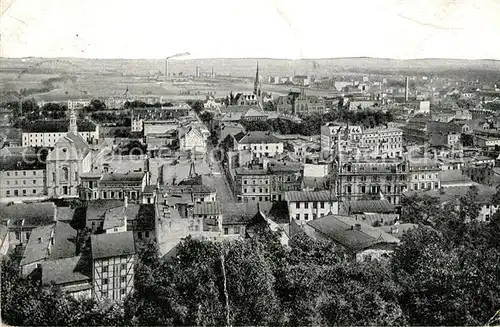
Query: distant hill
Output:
[[1, 57, 499, 80]]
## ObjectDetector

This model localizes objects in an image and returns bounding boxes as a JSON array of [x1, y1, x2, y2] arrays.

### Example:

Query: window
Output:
[[145, 231, 149, 238], [224, 228, 228, 235], [22, 190, 26, 195], [121, 264, 126, 270], [33, 171, 36, 176], [244, 180, 247, 184], [61, 167, 69, 181], [32, 189, 36, 194], [33, 180, 36, 184], [23, 180, 26, 185], [102, 292, 108, 298], [234, 227, 241, 234], [6, 190, 10, 196], [26, 232, 30, 240], [15, 232, 20, 240], [6, 172, 9, 176], [121, 276, 126, 283], [296, 202, 300, 209], [296, 214, 300, 220], [304, 202, 309, 209], [304, 214, 309, 220], [103, 266, 108, 273], [320, 202, 325, 209], [121, 289, 126, 295], [313, 202, 317, 209]]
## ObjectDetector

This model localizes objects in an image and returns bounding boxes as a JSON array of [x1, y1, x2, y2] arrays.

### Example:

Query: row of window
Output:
[[412, 182, 440, 191], [242, 196, 269, 203], [346, 165, 406, 172], [5, 189, 39, 196], [343, 185, 407, 194], [5, 171, 38, 177], [6, 179, 38, 185], [296, 213, 325, 220], [243, 179, 268, 185], [101, 264, 127, 273], [345, 175, 406, 182], [101, 288, 127, 298], [414, 174, 439, 180], [295, 201, 326, 209], [243, 187, 269, 194]]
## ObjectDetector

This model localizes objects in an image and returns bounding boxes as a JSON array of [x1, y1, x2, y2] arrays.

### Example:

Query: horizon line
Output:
[[1, 55, 499, 62]]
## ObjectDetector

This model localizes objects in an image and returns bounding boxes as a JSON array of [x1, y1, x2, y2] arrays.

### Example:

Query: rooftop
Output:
[[194, 201, 221, 216], [41, 256, 91, 286], [0, 155, 46, 171], [24, 120, 96, 133], [285, 190, 334, 202], [50, 221, 78, 260], [307, 214, 400, 251], [102, 206, 126, 230], [100, 172, 145, 183], [343, 199, 395, 214], [0, 203, 55, 225], [91, 231, 135, 260], [20, 224, 55, 266], [238, 131, 282, 144]]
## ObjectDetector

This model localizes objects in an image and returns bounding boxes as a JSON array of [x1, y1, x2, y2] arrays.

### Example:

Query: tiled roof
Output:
[[100, 172, 145, 183], [234, 167, 268, 175], [66, 131, 90, 157], [103, 207, 126, 230], [285, 190, 333, 202], [194, 202, 221, 215], [55, 207, 75, 221], [380, 223, 419, 239], [41, 256, 91, 286], [244, 108, 267, 117], [238, 131, 282, 144], [0, 203, 55, 225], [51, 221, 77, 260], [20, 224, 55, 266], [0, 155, 46, 170], [403, 185, 496, 204], [307, 214, 400, 251], [86, 200, 124, 221], [221, 203, 260, 225], [91, 231, 135, 260], [343, 199, 395, 214]]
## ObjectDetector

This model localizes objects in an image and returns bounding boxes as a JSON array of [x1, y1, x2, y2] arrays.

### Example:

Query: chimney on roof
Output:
[[354, 223, 361, 231], [38, 237, 42, 244]]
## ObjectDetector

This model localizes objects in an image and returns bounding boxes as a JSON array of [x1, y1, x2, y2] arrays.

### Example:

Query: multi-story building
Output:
[[79, 172, 148, 203], [67, 99, 91, 110], [268, 161, 302, 201], [236, 131, 284, 159], [131, 105, 190, 132], [285, 190, 338, 225], [90, 231, 135, 302], [321, 123, 403, 159], [335, 158, 409, 205], [408, 158, 441, 191], [234, 93, 259, 106], [276, 91, 301, 115], [233, 167, 271, 203], [293, 93, 326, 116], [179, 124, 209, 153], [22, 119, 98, 147], [0, 155, 46, 201]]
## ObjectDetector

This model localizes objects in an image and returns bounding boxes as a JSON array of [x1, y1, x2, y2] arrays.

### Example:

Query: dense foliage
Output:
[[241, 110, 393, 136], [2, 188, 500, 326]]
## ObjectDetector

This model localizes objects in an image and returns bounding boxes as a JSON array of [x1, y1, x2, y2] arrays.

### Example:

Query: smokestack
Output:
[[405, 77, 409, 102], [196, 66, 200, 78]]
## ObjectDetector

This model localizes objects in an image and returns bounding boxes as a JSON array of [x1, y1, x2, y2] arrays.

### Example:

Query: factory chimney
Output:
[[405, 77, 409, 102]]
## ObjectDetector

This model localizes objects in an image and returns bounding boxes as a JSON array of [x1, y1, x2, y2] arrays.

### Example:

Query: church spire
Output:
[[253, 61, 260, 96], [69, 107, 78, 134]]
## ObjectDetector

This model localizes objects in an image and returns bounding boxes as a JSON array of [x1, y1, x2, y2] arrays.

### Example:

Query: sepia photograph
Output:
[[1, 0, 500, 326]]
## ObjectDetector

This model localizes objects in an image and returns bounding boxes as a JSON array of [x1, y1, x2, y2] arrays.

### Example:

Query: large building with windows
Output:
[[236, 131, 284, 159], [22, 120, 98, 147], [0, 155, 46, 201], [335, 158, 409, 205], [321, 123, 403, 159]]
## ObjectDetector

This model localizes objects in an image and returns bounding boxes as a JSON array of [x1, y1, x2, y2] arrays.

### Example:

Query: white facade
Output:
[[22, 130, 98, 147], [288, 200, 338, 224], [180, 128, 206, 153], [237, 142, 284, 159]]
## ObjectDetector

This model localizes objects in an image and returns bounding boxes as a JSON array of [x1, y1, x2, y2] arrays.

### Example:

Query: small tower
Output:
[[69, 107, 78, 134], [253, 62, 260, 96]]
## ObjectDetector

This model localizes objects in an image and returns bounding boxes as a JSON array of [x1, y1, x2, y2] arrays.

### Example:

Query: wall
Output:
[[1, 169, 46, 199], [288, 200, 338, 224]]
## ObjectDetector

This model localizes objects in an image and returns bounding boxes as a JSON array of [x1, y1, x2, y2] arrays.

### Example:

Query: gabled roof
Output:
[[86, 200, 124, 221], [0, 203, 55, 225], [244, 108, 267, 118], [343, 199, 395, 214], [103, 206, 126, 230], [66, 131, 90, 157], [51, 221, 77, 260], [238, 131, 282, 144], [91, 231, 135, 259], [306, 215, 400, 251], [285, 190, 333, 202], [194, 202, 221, 216], [100, 172, 145, 184], [41, 256, 91, 286], [20, 224, 55, 266]]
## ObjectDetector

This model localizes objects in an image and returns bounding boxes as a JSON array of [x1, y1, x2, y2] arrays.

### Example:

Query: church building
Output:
[[46, 108, 92, 198]]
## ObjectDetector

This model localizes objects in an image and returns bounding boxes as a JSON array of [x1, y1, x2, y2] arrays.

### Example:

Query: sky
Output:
[[1, 0, 500, 60]]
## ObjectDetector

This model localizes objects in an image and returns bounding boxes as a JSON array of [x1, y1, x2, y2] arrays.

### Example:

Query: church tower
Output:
[[69, 107, 78, 134], [253, 62, 260, 96]]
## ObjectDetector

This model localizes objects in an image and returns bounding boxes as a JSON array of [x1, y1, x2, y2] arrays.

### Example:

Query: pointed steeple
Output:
[[253, 62, 260, 96], [69, 107, 78, 134]]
